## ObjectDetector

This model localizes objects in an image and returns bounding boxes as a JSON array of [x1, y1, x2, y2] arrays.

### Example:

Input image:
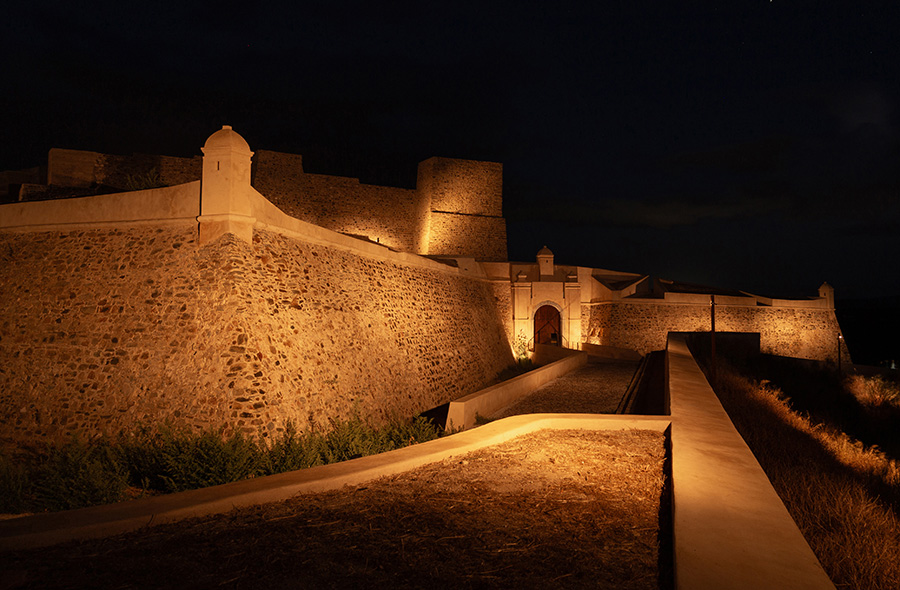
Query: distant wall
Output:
[[427, 212, 508, 260], [417, 157, 507, 260], [46, 149, 200, 192], [252, 150, 422, 253], [34, 147, 508, 261], [583, 301, 849, 362], [0, 218, 513, 445]]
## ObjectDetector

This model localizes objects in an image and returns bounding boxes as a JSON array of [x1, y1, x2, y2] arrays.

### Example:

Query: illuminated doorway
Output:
[[534, 305, 561, 346]]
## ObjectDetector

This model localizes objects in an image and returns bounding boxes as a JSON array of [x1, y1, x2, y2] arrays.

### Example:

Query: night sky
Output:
[[3, 1, 899, 302]]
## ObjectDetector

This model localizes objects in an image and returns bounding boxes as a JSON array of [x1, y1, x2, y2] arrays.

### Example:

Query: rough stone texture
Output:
[[417, 157, 507, 261], [416, 157, 503, 217], [253, 150, 423, 253], [583, 302, 850, 362], [97, 153, 202, 190], [0, 226, 513, 446], [427, 211, 508, 260], [490, 281, 514, 347]]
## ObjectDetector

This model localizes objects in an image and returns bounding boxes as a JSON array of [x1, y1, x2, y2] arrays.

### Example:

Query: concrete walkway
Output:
[[491, 359, 639, 418]]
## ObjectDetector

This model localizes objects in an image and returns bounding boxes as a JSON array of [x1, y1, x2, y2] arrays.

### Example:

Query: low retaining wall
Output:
[[667, 334, 834, 589], [445, 346, 587, 430]]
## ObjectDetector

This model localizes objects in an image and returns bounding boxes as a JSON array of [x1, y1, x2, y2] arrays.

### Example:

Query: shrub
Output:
[[0, 451, 29, 514], [30, 436, 128, 511], [262, 421, 327, 474], [118, 425, 262, 493], [123, 169, 166, 191], [846, 374, 900, 407]]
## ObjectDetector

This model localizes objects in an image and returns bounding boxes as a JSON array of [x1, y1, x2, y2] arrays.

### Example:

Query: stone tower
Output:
[[198, 125, 255, 244]]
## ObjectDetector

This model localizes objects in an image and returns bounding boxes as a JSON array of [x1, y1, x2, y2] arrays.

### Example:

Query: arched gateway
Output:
[[534, 305, 561, 346]]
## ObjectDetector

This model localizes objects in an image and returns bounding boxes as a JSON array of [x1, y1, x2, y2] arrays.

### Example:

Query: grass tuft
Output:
[[0, 415, 441, 514]]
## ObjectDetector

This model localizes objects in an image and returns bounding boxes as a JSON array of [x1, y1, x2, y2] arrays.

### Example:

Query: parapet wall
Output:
[[25, 145, 508, 261], [0, 194, 513, 446], [583, 301, 849, 362]]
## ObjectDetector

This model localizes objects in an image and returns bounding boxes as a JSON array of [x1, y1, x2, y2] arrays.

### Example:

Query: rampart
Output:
[[21, 146, 507, 261], [582, 298, 849, 363], [0, 174, 513, 445]]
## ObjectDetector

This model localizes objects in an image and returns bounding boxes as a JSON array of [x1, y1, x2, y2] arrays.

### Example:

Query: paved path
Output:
[[491, 359, 639, 418]]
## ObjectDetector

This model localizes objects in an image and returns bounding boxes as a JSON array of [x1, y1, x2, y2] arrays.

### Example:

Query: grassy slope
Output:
[[700, 353, 900, 590]]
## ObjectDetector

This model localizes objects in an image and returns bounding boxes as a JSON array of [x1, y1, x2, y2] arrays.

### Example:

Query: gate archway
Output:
[[534, 305, 561, 346]]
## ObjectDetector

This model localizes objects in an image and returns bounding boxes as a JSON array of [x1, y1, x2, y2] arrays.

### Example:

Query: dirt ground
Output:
[[1, 428, 668, 590]]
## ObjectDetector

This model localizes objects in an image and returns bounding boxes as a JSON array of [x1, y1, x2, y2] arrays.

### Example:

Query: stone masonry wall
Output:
[[583, 301, 849, 362], [231, 229, 513, 435], [0, 225, 513, 446], [96, 153, 202, 190], [417, 157, 502, 216], [253, 150, 423, 253], [37, 148, 507, 260], [427, 212, 508, 261]]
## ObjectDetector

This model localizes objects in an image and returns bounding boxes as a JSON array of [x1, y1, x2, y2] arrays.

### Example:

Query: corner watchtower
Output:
[[198, 125, 255, 244]]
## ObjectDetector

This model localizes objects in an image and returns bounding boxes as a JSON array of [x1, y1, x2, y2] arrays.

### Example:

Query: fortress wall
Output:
[[583, 301, 849, 362], [427, 212, 508, 260], [252, 150, 421, 252], [417, 157, 503, 216], [490, 281, 514, 346], [47, 149, 102, 187], [231, 229, 514, 435], [96, 153, 201, 189], [0, 225, 237, 445], [47, 149, 201, 191], [0, 223, 513, 445]]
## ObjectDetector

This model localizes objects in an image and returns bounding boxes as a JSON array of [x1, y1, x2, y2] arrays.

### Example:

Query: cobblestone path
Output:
[[491, 359, 640, 418]]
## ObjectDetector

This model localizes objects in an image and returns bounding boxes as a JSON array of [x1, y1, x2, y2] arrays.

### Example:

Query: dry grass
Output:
[[706, 360, 900, 590], [845, 374, 900, 408]]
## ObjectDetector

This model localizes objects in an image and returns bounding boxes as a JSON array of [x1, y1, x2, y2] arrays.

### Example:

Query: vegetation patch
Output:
[[0, 415, 440, 514], [696, 351, 900, 590]]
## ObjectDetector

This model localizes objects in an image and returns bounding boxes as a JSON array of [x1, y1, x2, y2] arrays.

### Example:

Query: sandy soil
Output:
[[1, 428, 668, 590]]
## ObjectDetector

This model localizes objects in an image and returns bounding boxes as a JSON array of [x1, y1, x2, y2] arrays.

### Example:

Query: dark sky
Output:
[[3, 1, 899, 300]]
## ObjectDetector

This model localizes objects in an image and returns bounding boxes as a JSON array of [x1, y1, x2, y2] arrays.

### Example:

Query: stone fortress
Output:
[[0, 126, 849, 445]]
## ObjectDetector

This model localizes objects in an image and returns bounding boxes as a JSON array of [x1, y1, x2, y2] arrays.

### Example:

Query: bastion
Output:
[[0, 127, 849, 445]]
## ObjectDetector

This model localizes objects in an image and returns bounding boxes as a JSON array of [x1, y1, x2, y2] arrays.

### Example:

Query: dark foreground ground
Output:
[[0, 429, 668, 590]]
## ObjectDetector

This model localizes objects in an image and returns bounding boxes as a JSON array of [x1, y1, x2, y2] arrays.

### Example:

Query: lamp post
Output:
[[710, 295, 717, 388]]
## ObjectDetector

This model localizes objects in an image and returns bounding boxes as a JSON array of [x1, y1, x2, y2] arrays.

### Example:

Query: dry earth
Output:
[[1, 428, 668, 590]]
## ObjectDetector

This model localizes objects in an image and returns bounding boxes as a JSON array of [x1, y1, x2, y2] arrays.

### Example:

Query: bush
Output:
[[118, 424, 262, 493], [846, 374, 900, 407], [0, 451, 29, 513], [30, 436, 128, 511], [123, 169, 166, 191]]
